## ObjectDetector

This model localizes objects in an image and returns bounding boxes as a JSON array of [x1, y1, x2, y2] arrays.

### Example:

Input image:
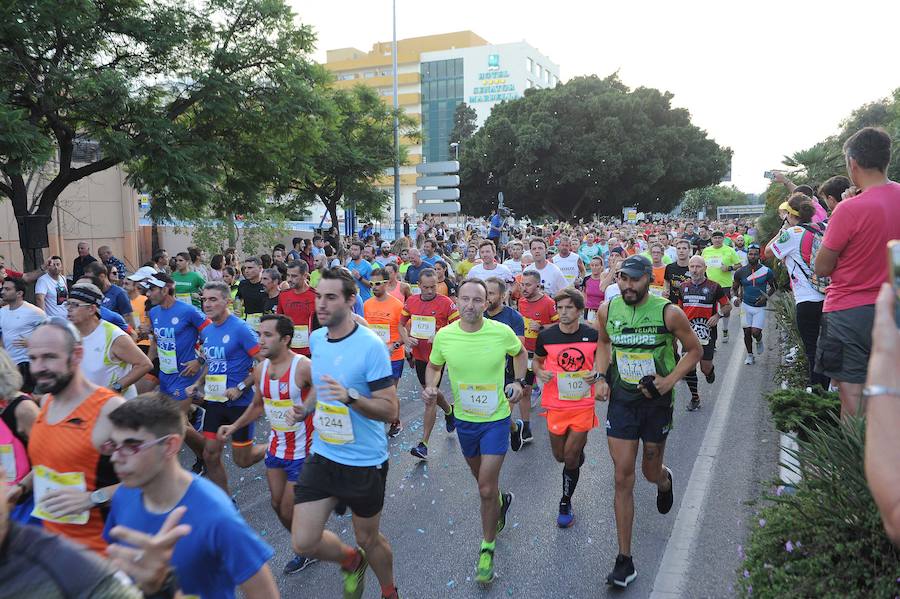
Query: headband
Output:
[[69, 286, 103, 306]]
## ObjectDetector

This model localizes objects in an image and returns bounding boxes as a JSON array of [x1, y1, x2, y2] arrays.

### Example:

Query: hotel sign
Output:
[[469, 54, 518, 104]]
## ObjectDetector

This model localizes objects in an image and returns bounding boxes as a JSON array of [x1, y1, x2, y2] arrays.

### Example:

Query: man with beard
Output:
[[425, 278, 527, 584], [677, 256, 732, 410], [595, 256, 702, 588], [15, 319, 126, 553], [289, 268, 400, 599], [732, 244, 776, 365], [277, 260, 317, 357]]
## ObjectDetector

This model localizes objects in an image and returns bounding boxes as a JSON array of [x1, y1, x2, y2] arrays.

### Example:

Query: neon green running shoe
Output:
[[475, 546, 495, 584], [341, 548, 368, 599]]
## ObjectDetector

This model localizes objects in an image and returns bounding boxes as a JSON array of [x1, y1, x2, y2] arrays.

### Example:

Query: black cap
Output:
[[711, 230, 725, 238], [619, 256, 653, 278]]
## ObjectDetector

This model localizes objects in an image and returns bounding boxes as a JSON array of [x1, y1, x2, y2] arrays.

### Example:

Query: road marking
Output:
[[649, 332, 746, 598]]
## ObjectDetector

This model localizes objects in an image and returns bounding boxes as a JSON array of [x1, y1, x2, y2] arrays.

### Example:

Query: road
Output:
[[184, 317, 778, 598]]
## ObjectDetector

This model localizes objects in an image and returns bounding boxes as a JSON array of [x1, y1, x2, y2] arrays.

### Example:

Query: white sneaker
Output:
[[744, 355, 755, 365], [757, 338, 765, 354]]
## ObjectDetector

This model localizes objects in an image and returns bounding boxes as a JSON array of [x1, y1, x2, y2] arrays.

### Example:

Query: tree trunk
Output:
[[325, 200, 340, 246], [151, 219, 161, 255]]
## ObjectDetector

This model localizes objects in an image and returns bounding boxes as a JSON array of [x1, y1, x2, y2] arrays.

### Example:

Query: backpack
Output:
[[795, 222, 830, 294]]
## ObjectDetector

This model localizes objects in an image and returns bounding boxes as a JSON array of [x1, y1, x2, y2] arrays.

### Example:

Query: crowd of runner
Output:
[[0, 125, 898, 597]]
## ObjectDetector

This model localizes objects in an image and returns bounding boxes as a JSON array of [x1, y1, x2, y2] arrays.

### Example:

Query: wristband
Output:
[[862, 385, 900, 399]]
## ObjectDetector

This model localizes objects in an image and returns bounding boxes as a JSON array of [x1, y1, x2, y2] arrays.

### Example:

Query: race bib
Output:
[[562, 273, 577, 285], [690, 318, 711, 346], [650, 285, 665, 297], [558, 371, 590, 400], [410, 315, 436, 339], [458, 383, 499, 417], [314, 402, 354, 444], [410, 284, 421, 295], [370, 323, 391, 343], [264, 398, 299, 433], [0, 444, 15, 483], [158, 346, 178, 375], [291, 325, 309, 349], [616, 351, 657, 385], [175, 293, 192, 304], [706, 257, 723, 269], [205, 374, 228, 402], [31, 465, 88, 524], [245, 313, 262, 332]]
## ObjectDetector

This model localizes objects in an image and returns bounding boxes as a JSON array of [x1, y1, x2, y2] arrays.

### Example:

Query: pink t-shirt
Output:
[[821, 181, 900, 312], [812, 200, 828, 223]]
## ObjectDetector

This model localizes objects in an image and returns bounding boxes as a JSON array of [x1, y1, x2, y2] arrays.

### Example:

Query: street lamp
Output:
[[450, 142, 459, 161]]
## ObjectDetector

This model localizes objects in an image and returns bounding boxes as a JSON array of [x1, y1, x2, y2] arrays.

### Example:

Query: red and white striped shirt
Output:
[[260, 355, 313, 461]]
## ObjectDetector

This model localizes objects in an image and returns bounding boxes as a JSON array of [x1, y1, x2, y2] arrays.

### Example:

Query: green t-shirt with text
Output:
[[701, 245, 741, 288]]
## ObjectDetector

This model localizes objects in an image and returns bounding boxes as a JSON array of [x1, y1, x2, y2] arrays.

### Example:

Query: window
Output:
[[544, 69, 550, 83], [338, 73, 355, 81], [551, 75, 558, 86], [526, 57, 533, 73], [533, 62, 539, 76], [526, 79, 533, 89], [364, 70, 376, 79]]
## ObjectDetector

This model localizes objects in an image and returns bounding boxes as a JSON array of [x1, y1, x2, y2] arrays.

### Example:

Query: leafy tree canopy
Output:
[[458, 75, 731, 220], [680, 184, 749, 216]]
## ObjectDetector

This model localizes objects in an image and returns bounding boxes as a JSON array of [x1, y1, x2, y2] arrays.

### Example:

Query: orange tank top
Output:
[[387, 281, 406, 302], [28, 388, 117, 554]]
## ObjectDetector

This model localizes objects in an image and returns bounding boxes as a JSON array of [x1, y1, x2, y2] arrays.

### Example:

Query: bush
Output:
[[764, 387, 840, 441], [738, 416, 900, 598]]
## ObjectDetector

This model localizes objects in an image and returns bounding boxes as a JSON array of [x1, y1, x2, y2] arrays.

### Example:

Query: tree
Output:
[[449, 102, 478, 158], [278, 84, 418, 241], [0, 0, 326, 269], [458, 75, 731, 220], [680, 184, 749, 216]]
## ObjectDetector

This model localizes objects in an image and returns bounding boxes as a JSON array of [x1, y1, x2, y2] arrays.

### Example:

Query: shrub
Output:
[[764, 387, 840, 441], [738, 416, 900, 598]]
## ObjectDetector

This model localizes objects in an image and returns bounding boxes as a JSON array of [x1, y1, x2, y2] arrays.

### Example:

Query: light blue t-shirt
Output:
[[309, 324, 393, 466], [199, 314, 258, 406], [347, 259, 373, 301], [150, 300, 210, 397], [104, 476, 273, 599]]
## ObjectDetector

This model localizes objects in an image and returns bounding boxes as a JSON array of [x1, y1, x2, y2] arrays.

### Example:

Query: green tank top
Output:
[[606, 295, 676, 405]]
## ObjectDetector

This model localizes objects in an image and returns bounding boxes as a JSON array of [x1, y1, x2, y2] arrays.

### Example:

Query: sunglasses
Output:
[[100, 434, 173, 457]]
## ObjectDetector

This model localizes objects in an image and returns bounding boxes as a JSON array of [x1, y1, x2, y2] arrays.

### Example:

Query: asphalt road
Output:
[[184, 316, 778, 599]]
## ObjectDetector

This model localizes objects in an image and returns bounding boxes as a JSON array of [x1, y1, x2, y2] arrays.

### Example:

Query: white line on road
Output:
[[649, 333, 747, 598]]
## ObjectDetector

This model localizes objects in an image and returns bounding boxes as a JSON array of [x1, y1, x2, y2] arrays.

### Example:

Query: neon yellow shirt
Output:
[[701, 245, 741, 288]]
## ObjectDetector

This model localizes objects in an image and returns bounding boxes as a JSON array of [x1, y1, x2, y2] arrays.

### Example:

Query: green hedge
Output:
[[764, 387, 840, 442], [738, 417, 900, 598]]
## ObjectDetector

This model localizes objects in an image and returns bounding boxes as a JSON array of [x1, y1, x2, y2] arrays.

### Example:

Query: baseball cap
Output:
[[140, 272, 174, 289], [381, 241, 391, 249], [619, 256, 653, 278], [126, 265, 158, 281], [748, 243, 761, 250], [711, 230, 725, 238]]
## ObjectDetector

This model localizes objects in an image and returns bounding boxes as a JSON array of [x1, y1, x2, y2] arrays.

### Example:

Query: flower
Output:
[[785, 540, 795, 553], [775, 485, 785, 496], [759, 518, 766, 527], [743, 569, 750, 578]]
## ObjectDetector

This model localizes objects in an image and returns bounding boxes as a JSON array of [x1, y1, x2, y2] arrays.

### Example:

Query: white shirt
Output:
[[664, 246, 679, 263], [0, 302, 45, 364], [524, 261, 568, 296], [552, 253, 583, 286], [467, 262, 514, 282], [604, 283, 621, 303], [770, 226, 826, 304], [35, 273, 68, 318], [81, 319, 137, 398], [735, 249, 749, 267], [501, 259, 523, 277]]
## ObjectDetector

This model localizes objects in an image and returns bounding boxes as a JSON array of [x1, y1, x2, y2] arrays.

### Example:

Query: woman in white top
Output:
[[764, 193, 829, 388]]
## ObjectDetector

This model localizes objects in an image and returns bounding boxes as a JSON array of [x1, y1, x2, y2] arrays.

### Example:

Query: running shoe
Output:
[[705, 367, 716, 384], [657, 466, 674, 514], [686, 397, 702, 412], [475, 546, 495, 584], [341, 548, 368, 599], [382, 590, 400, 599], [387, 421, 402, 438], [557, 499, 575, 528], [722, 329, 729, 344], [757, 337, 765, 354], [521, 423, 533, 446], [444, 405, 456, 433], [510, 419, 524, 452], [744, 355, 755, 365], [497, 491, 514, 534], [191, 405, 206, 432], [191, 457, 206, 476], [606, 554, 637, 587], [283, 555, 318, 575], [410, 442, 428, 461]]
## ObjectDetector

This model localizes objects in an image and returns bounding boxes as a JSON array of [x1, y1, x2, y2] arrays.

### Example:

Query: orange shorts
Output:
[[544, 406, 599, 436]]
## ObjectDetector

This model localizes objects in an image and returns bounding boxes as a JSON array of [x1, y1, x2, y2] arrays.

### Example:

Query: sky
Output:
[[292, 0, 900, 194]]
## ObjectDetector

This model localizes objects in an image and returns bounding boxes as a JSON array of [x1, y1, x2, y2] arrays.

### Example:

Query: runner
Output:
[[399, 268, 458, 447], [484, 276, 526, 448], [171, 252, 206, 308], [663, 239, 699, 400], [237, 257, 267, 332], [188, 280, 262, 495], [552, 235, 586, 288], [0, 277, 45, 393], [514, 269, 560, 448], [103, 393, 279, 598], [403, 248, 429, 294], [595, 256, 702, 588], [217, 314, 318, 575], [525, 237, 568, 297], [277, 260, 317, 357], [144, 272, 211, 471], [383, 262, 412, 302], [20, 319, 126, 553], [732, 244, 776, 365], [261, 268, 282, 314], [465, 240, 514, 282], [346, 241, 374, 302], [532, 288, 602, 528], [700, 231, 741, 344], [678, 256, 732, 410], [648, 244, 668, 298], [425, 278, 527, 584], [502, 240, 525, 278], [362, 268, 407, 405], [290, 267, 401, 599], [68, 283, 152, 399]]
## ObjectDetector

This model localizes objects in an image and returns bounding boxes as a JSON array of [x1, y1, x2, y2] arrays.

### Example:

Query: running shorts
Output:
[[545, 407, 598, 436], [264, 454, 304, 483], [414, 359, 444, 388], [605, 400, 673, 444], [391, 359, 404, 382], [294, 453, 389, 519], [202, 403, 255, 446], [741, 304, 767, 329], [455, 416, 511, 458]]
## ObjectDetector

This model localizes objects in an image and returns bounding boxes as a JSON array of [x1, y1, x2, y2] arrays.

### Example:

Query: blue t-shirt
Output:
[[99, 306, 128, 332], [489, 213, 503, 239], [102, 284, 132, 318], [151, 300, 210, 396], [421, 254, 438, 266], [352, 294, 365, 317], [486, 306, 525, 381], [347, 259, 373, 301], [309, 324, 393, 466], [736, 264, 775, 307], [199, 314, 258, 406], [404, 263, 429, 285], [103, 476, 273, 599]]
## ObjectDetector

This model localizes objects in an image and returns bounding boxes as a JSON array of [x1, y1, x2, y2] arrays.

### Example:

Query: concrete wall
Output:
[[0, 165, 140, 274]]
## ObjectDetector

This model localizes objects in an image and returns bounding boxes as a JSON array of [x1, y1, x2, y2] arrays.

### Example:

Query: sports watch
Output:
[[346, 388, 361, 405]]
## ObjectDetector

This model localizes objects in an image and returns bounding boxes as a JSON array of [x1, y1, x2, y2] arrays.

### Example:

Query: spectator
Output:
[[34, 256, 68, 318], [209, 253, 225, 281], [98, 245, 128, 279], [814, 127, 900, 416], [85, 262, 132, 320], [818, 175, 852, 214], [72, 241, 98, 282], [152, 249, 170, 274]]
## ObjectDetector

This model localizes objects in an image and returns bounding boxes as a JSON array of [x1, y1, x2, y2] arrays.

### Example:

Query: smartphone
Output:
[[764, 171, 776, 180], [889, 240, 900, 327]]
